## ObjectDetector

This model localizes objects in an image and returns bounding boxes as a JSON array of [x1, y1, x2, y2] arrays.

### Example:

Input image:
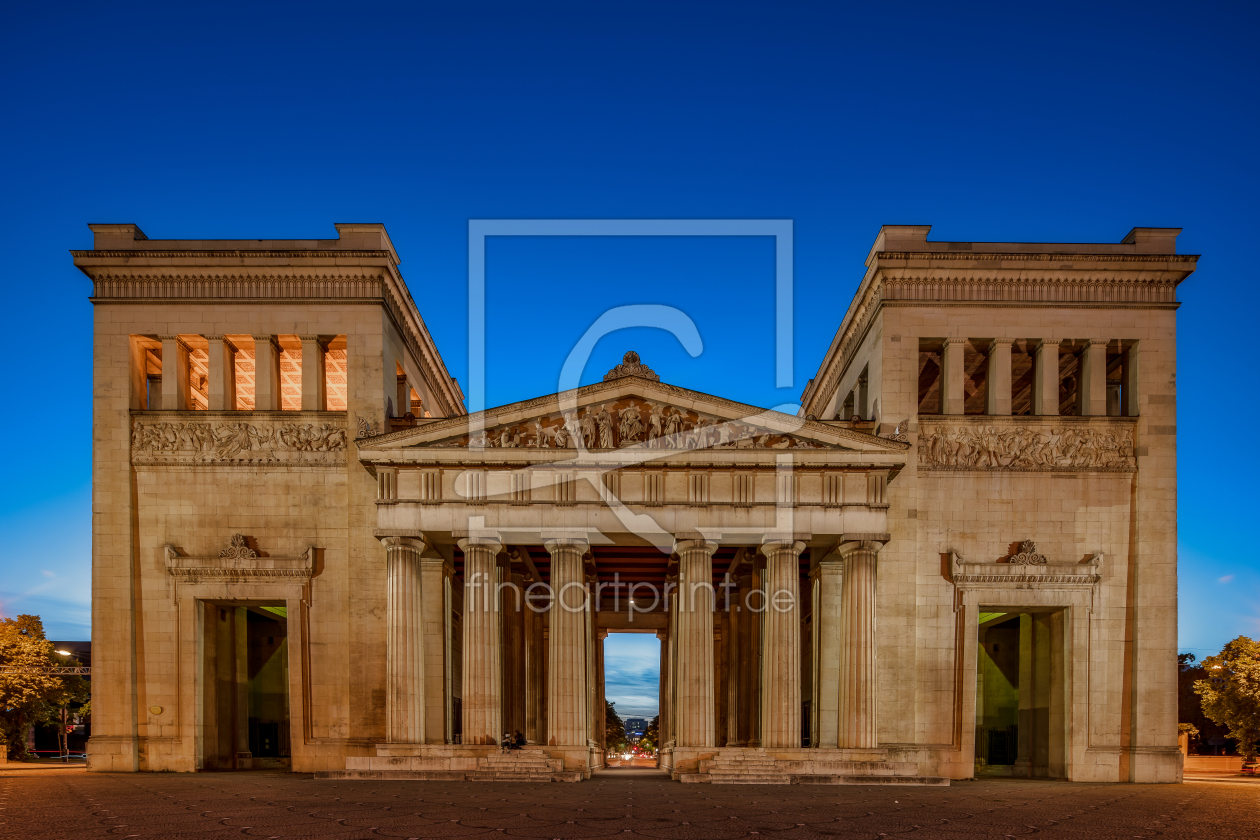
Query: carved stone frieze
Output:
[[918, 421, 1134, 471], [132, 414, 348, 466], [432, 397, 831, 451]]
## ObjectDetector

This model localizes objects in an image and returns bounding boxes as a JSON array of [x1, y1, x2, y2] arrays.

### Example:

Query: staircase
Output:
[[468, 751, 565, 782], [703, 748, 790, 784]]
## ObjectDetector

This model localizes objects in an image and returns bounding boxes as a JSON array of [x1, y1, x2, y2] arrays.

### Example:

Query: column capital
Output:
[[158, 334, 190, 351], [457, 535, 503, 555], [673, 538, 719, 556], [1083, 337, 1110, 348], [1034, 338, 1061, 351], [759, 535, 807, 555], [944, 337, 969, 346], [251, 334, 281, 347], [838, 533, 889, 556], [298, 334, 329, 346], [379, 534, 426, 553], [205, 335, 238, 350], [542, 535, 590, 554], [988, 338, 1016, 350]]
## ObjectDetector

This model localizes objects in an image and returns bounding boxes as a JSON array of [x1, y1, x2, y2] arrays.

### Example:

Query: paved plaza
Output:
[[2, 767, 1257, 840]]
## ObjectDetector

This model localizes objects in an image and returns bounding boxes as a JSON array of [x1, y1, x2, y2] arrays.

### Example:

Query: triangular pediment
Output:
[[359, 375, 907, 455]]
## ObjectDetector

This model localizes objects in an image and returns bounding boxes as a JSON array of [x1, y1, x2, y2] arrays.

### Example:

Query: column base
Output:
[[318, 743, 586, 782], [673, 746, 950, 786], [86, 735, 139, 773]]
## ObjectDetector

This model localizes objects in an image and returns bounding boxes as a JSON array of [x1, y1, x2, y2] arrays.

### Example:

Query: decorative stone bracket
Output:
[[164, 535, 316, 583], [949, 548, 1102, 589]]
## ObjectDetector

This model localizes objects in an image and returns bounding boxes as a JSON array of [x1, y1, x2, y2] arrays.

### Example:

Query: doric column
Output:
[[396, 373, 411, 418], [810, 552, 844, 748], [206, 335, 238, 411], [734, 574, 755, 745], [941, 338, 967, 415], [251, 335, 282, 411], [596, 629, 608, 748], [524, 591, 544, 744], [299, 335, 327, 411], [382, 535, 426, 743], [501, 569, 527, 741], [656, 629, 669, 752], [419, 549, 453, 743], [1079, 339, 1109, 416], [661, 573, 678, 749], [725, 584, 742, 746], [855, 375, 869, 419], [986, 339, 1014, 416], [1032, 339, 1060, 416], [159, 335, 190, 410], [544, 537, 589, 746], [759, 538, 804, 748], [838, 538, 884, 748], [458, 535, 504, 746], [673, 539, 717, 747], [1123, 342, 1140, 417]]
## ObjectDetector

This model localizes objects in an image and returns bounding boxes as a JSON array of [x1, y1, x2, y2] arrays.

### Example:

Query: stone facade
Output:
[[77, 222, 1192, 783]]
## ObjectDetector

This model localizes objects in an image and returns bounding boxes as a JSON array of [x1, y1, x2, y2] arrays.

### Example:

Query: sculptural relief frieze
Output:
[[132, 416, 347, 465], [434, 397, 830, 451], [918, 422, 1134, 471]]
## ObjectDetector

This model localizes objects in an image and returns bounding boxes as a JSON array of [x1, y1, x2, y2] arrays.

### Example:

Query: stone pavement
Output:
[[2, 766, 1258, 839]]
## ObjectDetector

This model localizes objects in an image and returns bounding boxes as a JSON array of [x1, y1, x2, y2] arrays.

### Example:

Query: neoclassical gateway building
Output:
[[78, 222, 1192, 784]]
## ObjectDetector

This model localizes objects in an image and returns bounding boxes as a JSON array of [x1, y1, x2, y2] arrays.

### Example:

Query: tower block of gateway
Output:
[[77, 222, 1192, 783]]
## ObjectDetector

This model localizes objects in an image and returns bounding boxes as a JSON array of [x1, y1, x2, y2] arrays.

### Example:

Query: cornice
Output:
[[357, 375, 910, 453], [71, 249, 395, 260], [874, 250, 1198, 265]]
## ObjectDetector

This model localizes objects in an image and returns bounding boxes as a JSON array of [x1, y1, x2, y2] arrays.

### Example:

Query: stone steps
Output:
[[469, 751, 569, 782]]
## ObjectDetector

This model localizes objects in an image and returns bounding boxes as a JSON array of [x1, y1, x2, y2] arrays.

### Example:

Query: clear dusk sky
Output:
[[1, 1, 1257, 717]]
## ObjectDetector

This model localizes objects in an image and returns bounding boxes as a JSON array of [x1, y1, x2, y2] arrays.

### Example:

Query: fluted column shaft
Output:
[[383, 536, 426, 743], [838, 540, 881, 748], [544, 538, 589, 746], [673, 539, 717, 747], [458, 536, 503, 746], [810, 555, 844, 748], [760, 539, 804, 748]]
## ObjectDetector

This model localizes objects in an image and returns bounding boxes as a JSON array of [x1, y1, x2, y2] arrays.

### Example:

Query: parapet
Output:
[[82, 222, 401, 265], [865, 224, 1184, 266]]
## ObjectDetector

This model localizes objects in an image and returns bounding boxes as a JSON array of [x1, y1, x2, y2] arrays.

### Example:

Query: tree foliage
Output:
[[639, 715, 659, 752], [1193, 636, 1260, 761], [1179, 652, 1230, 753], [605, 700, 626, 752], [0, 615, 88, 759]]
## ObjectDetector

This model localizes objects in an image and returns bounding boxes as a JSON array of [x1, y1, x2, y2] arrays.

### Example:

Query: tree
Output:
[[639, 715, 659, 752], [1193, 637, 1260, 762], [1179, 652, 1231, 753], [605, 700, 626, 752], [0, 615, 83, 760]]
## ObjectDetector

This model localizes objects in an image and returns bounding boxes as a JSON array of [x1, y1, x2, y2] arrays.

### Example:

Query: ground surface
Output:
[[2, 765, 1258, 840]]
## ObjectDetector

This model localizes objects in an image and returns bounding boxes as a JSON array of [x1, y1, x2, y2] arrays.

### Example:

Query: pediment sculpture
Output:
[[430, 397, 831, 451]]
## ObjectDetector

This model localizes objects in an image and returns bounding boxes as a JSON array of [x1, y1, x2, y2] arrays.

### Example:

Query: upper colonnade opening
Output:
[[915, 338, 1139, 418], [133, 333, 348, 412]]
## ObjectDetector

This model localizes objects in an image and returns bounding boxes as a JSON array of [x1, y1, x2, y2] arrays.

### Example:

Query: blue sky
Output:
[[1, 2, 1257, 712]]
